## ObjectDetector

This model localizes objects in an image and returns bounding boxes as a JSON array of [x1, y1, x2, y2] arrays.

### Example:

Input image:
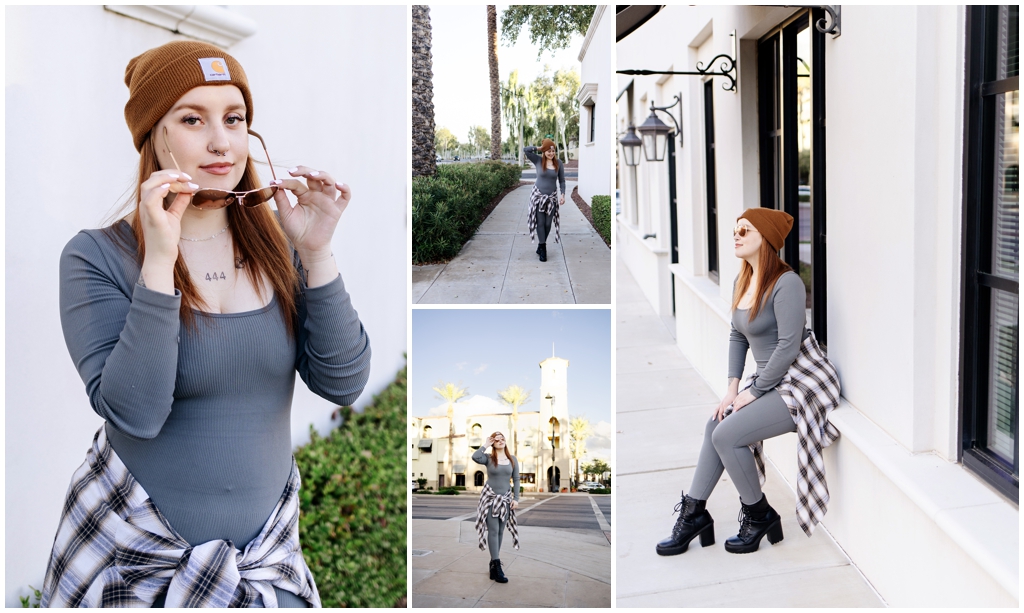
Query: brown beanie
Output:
[[124, 41, 253, 152], [540, 138, 556, 152], [738, 208, 793, 251]]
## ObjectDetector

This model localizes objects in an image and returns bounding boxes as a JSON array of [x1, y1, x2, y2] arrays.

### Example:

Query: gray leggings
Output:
[[689, 390, 796, 505], [536, 211, 553, 244], [486, 516, 506, 560]]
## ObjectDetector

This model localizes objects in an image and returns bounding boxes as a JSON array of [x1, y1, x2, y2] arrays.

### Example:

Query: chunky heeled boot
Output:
[[724, 494, 784, 554], [655, 491, 715, 556], [538, 243, 547, 262], [489, 559, 509, 583], [536, 243, 543, 255]]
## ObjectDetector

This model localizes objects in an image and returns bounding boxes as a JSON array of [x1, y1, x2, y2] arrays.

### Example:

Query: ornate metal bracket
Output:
[[815, 6, 840, 37], [617, 53, 738, 92]]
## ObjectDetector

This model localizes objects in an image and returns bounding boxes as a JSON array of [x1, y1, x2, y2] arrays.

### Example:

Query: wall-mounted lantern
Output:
[[619, 124, 642, 167]]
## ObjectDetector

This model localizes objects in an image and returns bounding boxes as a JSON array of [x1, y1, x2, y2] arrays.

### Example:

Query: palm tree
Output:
[[412, 6, 437, 177], [497, 384, 531, 455], [501, 71, 530, 166], [569, 416, 592, 488], [486, 5, 502, 160], [433, 382, 468, 488]]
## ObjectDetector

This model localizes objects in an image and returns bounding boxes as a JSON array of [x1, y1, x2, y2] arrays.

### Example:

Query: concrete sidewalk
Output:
[[411, 516, 611, 607], [413, 182, 611, 304], [615, 258, 884, 607]]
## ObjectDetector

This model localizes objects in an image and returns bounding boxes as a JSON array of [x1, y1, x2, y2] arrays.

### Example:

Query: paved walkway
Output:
[[411, 495, 611, 608], [615, 258, 885, 607], [413, 182, 610, 304]]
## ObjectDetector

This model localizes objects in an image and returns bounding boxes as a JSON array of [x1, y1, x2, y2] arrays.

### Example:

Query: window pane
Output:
[[991, 89, 1019, 280], [997, 6, 1019, 80], [796, 26, 813, 318], [986, 289, 1018, 465]]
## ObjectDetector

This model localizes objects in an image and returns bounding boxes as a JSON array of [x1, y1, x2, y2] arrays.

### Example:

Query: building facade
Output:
[[617, 5, 1017, 606], [411, 357, 572, 493], [575, 4, 612, 204]]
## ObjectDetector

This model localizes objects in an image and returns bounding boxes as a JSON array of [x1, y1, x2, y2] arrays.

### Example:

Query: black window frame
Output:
[[704, 79, 719, 283], [958, 4, 1019, 502], [757, 9, 828, 345], [587, 101, 596, 143]]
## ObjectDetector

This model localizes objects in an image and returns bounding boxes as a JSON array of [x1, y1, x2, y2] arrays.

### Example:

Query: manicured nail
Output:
[[187, 182, 199, 190], [335, 182, 345, 190], [167, 173, 179, 179], [310, 171, 320, 177], [182, 173, 192, 181], [288, 167, 298, 173], [271, 179, 282, 185], [160, 183, 170, 189]]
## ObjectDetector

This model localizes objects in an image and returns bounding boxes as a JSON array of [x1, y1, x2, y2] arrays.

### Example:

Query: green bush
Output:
[[453, 486, 467, 491], [591, 195, 611, 245], [412, 162, 522, 263], [437, 487, 460, 495], [295, 366, 407, 608], [590, 488, 611, 495]]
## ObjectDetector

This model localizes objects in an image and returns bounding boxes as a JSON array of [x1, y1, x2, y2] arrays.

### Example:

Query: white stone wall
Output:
[[576, 5, 612, 203], [5, 6, 408, 606]]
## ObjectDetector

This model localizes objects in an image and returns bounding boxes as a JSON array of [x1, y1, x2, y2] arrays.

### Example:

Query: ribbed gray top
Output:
[[524, 146, 566, 195], [59, 220, 371, 549], [728, 271, 808, 398], [471, 448, 520, 501]]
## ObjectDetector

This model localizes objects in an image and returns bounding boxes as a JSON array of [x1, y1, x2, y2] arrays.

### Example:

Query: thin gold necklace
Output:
[[180, 224, 229, 242]]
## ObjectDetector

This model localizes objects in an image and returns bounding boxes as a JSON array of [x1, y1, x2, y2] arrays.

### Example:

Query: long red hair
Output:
[[107, 131, 299, 334], [541, 147, 560, 171], [731, 237, 793, 321], [489, 431, 516, 467]]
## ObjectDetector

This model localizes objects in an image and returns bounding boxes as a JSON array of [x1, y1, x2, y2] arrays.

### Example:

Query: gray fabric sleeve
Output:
[[728, 323, 749, 381], [294, 272, 372, 407], [472, 447, 489, 465], [557, 162, 566, 195], [750, 272, 806, 398], [59, 232, 181, 440], [512, 457, 521, 501], [524, 146, 540, 165]]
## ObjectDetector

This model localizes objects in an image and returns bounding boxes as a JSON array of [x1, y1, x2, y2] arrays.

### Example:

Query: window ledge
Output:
[[829, 402, 1019, 599], [104, 5, 257, 47], [619, 220, 668, 254], [671, 264, 729, 317]]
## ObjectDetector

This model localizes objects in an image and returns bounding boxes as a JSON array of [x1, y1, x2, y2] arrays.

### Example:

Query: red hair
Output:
[[731, 238, 793, 321], [489, 431, 516, 467]]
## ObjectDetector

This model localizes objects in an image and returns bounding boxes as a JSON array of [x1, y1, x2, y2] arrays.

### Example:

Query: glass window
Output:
[[704, 80, 719, 282]]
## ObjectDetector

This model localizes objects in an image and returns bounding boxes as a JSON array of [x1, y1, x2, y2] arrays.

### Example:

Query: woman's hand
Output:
[[732, 389, 756, 411], [139, 169, 197, 293], [713, 388, 738, 422], [273, 166, 350, 261], [559, 195, 565, 205], [511, 500, 519, 510], [484, 435, 495, 448]]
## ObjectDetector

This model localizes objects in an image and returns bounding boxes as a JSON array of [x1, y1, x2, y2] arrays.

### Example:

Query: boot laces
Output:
[[736, 509, 756, 537]]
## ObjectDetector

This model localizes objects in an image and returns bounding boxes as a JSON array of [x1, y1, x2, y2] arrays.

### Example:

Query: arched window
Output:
[[471, 423, 482, 436], [422, 425, 432, 439], [474, 471, 484, 487]]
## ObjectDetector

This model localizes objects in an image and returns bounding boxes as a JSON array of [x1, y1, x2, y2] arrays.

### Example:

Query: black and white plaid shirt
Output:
[[725, 331, 841, 537], [41, 426, 321, 608], [475, 483, 520, 552], [527, 186, 561, 244]]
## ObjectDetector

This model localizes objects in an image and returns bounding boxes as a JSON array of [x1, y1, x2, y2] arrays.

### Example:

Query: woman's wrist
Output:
[[299, 249, 339, 289], [140, 260, 176, 295]]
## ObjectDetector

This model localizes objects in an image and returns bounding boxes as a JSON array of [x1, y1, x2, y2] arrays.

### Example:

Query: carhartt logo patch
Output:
[[198, 57, 231, 82]]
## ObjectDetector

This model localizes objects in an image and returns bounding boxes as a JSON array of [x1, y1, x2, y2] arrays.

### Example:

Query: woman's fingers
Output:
[[288, 166, 341, 198]]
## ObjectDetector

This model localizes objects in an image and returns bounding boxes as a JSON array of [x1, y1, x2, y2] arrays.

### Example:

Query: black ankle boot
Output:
[[724, 494, 784, 554], [489, 559, 508, 583], [538, 243, 547, 262], [655, 491, 715, 556], [536, 243, 542, 255]]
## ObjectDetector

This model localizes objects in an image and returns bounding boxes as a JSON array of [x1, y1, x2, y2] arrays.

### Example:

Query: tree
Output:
[[433, 382, 468, 488], [568, 416, 592, 487], [582, 458, 610, 483], [500, 5, 596, 57], [497, 384, 531, 455], [412, 6, 437, 176], [468, 125, 491, 158], [501, 70, 531, 166], [434, 126, 458, 159], [528, 67, 580, 163], [487, 6, 502, 160]]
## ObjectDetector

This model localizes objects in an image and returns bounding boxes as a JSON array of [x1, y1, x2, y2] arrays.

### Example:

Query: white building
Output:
[[411, 357, 573, 493], [617, 5, 1017, 607], [5, 6, 408, 606], [575, 5, 612, 204]]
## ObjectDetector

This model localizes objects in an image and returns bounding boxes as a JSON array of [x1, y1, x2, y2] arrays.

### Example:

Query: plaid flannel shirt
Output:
[[527, 186, 561, 244], [723, 330, 841, 536], [475, 483, 520, 552], [41, 426, 321, 608]]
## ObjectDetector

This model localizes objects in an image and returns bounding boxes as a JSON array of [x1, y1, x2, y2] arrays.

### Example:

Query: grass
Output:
[[295, 365, 408, 608]]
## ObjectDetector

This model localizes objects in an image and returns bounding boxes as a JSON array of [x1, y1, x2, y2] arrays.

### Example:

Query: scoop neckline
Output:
[[192, 294, 277, 318]]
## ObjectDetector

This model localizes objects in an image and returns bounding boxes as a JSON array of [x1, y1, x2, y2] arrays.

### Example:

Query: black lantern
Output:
[[637, 109, 672, 162], [619, 124, 642, 167]]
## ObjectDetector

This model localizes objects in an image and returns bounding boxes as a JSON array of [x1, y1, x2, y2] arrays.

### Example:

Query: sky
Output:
[[412, 309, 611, 461], [429, 4, 585, 143]]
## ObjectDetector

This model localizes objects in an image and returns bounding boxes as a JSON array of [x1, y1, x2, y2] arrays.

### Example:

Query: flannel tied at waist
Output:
[[722, 331, 841, 536], [475, 483, 520, 551], [41, 426, 321, 608], [527, 186, 561, 244]]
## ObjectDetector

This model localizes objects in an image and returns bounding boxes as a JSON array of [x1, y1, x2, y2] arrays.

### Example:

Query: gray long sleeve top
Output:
[[471, 447, 520, 501], [728, 271, 809, 398], [59, 220, 372, 549], [524, 146, 566, 196]]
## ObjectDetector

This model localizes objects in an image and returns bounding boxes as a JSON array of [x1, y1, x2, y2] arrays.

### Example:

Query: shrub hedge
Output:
[[294, 365, 407, 608], [591, 195, 611, 245], [412, 162, 523, 263]]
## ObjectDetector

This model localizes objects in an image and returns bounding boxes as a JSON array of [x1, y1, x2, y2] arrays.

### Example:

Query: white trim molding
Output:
[[104, 6, 257, 47], [577, 4, 607, 62], [576, 82, 599, 106]]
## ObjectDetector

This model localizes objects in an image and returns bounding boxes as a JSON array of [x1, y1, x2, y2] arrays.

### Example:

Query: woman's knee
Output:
[[710, 418, 737, 453]]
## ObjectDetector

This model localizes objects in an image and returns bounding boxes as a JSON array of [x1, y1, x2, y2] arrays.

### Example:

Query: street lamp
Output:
[[546, 393, 556, 493], [636, 95, 683, 162], [619, 124, 642, 167]]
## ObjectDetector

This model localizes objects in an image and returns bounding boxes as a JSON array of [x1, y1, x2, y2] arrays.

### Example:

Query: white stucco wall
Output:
[[5, 6, 408, 605], [576, 5, 611, 203]]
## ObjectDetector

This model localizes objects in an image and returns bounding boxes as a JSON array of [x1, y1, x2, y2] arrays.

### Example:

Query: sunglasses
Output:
[[733, 224, 759, 237], [162, 126, 279, 210]]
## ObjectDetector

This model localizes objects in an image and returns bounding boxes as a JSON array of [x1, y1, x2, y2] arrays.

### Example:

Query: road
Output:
[[412, 493, 610, 531]]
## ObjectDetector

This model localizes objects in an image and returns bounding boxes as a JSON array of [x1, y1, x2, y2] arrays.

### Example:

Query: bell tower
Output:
[[539, 354, 570, 492]]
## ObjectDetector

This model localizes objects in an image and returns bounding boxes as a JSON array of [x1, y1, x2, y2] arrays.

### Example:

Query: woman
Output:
[[655, 208, 840, 557], [472, 432, 521, 583], [41, 41, 371, 607], [524, 139, 566, 262]]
